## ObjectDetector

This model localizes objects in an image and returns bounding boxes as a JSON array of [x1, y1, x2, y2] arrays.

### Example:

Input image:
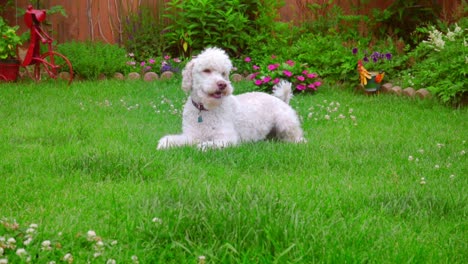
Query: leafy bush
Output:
[[164, 0, 283, 57], [123, 7, 165, 62], [400, 21, 467, 104], [57, 41, 128, 79]]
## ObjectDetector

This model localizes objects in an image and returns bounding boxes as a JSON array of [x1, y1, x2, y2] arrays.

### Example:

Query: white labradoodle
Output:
[[157, 47, 305, 150]]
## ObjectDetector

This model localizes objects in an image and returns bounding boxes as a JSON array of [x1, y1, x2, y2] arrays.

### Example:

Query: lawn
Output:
[[0, 79, 466, 263]]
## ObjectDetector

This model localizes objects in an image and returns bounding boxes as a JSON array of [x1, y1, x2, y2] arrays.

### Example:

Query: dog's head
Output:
[[181, 47, 233, 110]]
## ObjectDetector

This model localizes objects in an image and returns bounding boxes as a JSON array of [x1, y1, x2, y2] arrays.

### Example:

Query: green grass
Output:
[[0, 79, 466, 263]]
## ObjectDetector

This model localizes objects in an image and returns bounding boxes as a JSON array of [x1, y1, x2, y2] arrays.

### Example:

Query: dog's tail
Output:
[[272, 80, 293, 104]]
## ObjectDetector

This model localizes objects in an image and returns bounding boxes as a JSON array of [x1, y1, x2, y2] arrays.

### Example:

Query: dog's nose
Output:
[[217, 81, 227, 90]]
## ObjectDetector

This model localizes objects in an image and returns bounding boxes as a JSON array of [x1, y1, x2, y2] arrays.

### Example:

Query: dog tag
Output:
[[198, 115, 203, 123]]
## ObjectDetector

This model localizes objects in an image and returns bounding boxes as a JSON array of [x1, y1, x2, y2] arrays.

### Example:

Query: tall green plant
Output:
[[164, 0, 284, 57], [123, 7, 165, 62]]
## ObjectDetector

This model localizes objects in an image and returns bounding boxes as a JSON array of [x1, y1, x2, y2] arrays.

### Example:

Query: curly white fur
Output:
[[157, 47, 305, 150]]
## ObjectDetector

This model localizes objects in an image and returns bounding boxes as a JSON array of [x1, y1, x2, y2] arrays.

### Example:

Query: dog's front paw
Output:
[[197, 141, 229, 151], [157, 138, 171, 150]]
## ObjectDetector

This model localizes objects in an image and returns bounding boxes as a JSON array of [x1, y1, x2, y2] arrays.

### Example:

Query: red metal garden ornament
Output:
[[22, 5, 73, 84]]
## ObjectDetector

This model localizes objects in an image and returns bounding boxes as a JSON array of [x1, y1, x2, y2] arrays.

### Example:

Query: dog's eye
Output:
[[203, 69, 212, 74], [222, 72, 228, 77]]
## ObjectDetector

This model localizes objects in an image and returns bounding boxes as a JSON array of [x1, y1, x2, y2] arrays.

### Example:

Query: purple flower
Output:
[[267, 64, 279, 71], [297, 75, 305, 82], [262, 76, 272, 83], [254, 79, 263, 86], [352, 47, 358, 55], [306, 73, 317, 79], [363, 56, 369, 62], [286, 60, 294, 66], [283, 70, 293, 77], [385, 53, 392, 60], [296, 84, 306, 91]]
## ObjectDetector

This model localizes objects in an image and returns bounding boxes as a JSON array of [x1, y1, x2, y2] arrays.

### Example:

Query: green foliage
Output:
[[0, 17, 23, 59], [164, 0, 284, 57], [123, 7, 165, 62], [400, 21, 467, 105], [371, 0, 441, 46], [57, 41, 129, 79]]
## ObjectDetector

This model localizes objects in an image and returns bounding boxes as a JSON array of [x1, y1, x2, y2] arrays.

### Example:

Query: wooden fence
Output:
[[1, 0, 464, 45]]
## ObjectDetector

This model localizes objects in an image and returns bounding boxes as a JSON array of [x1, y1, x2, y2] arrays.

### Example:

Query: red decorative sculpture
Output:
[[21, 5, 73, 84]]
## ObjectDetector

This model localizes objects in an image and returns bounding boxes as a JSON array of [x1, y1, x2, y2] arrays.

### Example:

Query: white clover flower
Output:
[[26, 228, 36, 234], [48, 261, 56, 264], [29, 223, 38, 229], [450, 174, 455, 180], [41, 240, 52, 250], [111, 240, 118, 246], [420, 177, 427, 185], [0, 247, 3, 256], [324, 115, 330, 120], [408, 156, 414, 161], [106, 259, 116, 264], [131, 255, 139, 263], [96, 240, 104, 248], [23, 237, 33, 246], [0, 258, 7, 264], [152, 217, 163, 224], [63, 253, 73, 263], [338, 114, 345, 119], [93, 252, 102, 258], [0, 237, 5, 242], [16, 248, 27, 257], [434, 164, 440, 169], [348, 108, 353, 114], [87, 230, 97, 241], [198, 255, 206, 264], [436, 143, 445, 148], [7, 237, 16, 246], [460, 150, 466, 155], [418, 149, 424, 154]]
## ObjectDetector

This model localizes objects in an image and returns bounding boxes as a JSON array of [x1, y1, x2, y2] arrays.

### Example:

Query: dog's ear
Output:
[[181, 61, 194, 92]]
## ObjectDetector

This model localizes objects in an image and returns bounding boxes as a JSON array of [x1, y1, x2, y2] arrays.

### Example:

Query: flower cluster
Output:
[[126, 54, 181, 74], [246, 56, 322, 92], [423, 23, 463, 51], [352, 48, 392, 65], [160, 55, 181, 74]]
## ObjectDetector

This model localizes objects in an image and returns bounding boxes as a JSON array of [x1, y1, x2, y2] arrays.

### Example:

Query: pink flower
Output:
[[302, 70, 308, 75], [253, 65, 260, 70], [145, 66, 152, 71], [254, 79, 263, 86], [128, 53, 134, 57], [267, 64, 279, 71], [286, 60, 294, 66], [296, 84, 306, 90], [164, 55, 171, 60], [307, 84, 316, 90], [271, 55, 277, 59], [297, 75, 305, 82], [244, 57, 251, 62], [249, 72, 260, 80], [273, 78, 280, 84], [262, 76, 272, 83], [314, 81, 322, 87], [140, 61, 145, 67], [306, 73, 317, 79], [127, 61, 136, 66], [173, 58, 181, 63], [283, 70, 293, 77], [149, 58, 155, 64]]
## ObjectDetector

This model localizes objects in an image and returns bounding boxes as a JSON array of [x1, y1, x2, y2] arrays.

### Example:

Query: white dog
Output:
[[157, 47, 305, 150]]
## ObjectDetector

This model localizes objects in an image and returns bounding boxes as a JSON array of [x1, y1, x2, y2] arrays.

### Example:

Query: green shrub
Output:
[[57, 41, 129, 79], [164, 0, 284, 57], [400, 20, 467, 105], [123, 7, 165, 62]]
